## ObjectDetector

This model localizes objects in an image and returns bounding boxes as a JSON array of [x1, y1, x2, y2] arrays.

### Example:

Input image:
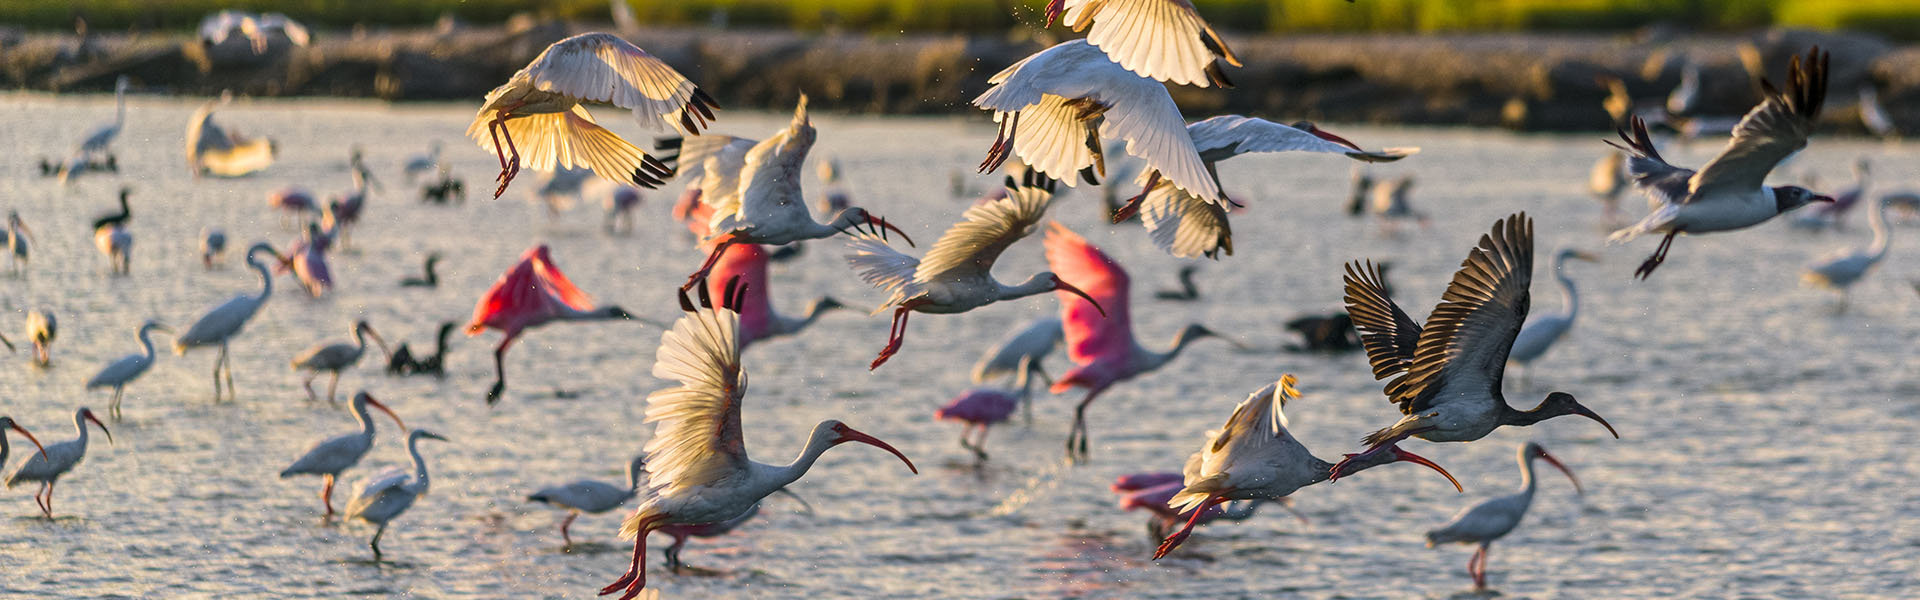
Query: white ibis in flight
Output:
[[1154, 375, 1460, 559], [1607, 47, 1834, 279], [1041, 0, 1240, 88], [84, 320, 171, 420], [845, 174, 1102, 370], [1044, 221, 1236, 460], [280, 391, 407, 517], [6, 407, 112, 519], [174, 243, 284, 401], [465, 244, 640, 404], [598, 282, 918, 599], [1425, 442, 1583, 591], [290, 320, 389, 403], [345, 428, 448, 559], [468, 32, 715, 198], [1332, 213, 1618, 481]]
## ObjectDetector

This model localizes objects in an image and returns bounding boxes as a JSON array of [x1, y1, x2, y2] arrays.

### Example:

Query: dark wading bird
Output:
[[400, 253, 440, 288], [1330, 214, 1618, 482], [386, 322, 455, 378]]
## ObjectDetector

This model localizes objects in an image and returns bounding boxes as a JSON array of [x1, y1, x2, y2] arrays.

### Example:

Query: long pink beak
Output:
[[1537, 450, 1583, 495], [1055, 280, 1107, 317], [1390, 446, 1462, 492], [9, 423, 46, 460], [366, 396, 407, 431], [866, 214, 915, 247], [84, 411, 113, 444], [835, 425, 918, 474]]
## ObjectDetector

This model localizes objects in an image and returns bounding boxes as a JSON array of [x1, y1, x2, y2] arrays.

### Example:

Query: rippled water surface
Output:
[[1, 94, 1918, 598]]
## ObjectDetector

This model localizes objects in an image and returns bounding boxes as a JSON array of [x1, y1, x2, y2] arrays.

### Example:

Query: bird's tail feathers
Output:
[[1168, 476, 1225, 514]]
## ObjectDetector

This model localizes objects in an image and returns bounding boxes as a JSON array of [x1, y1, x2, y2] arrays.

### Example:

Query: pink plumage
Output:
[[933, 388, 1019, 425], [467, 244, 597, 338], [704, 242, 774, 344], [1044, 222, 1135, 395], [1111, 471, 1184, 492], [267, 187, 315, 212]]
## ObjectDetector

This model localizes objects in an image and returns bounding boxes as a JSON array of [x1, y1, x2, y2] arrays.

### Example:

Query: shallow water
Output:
[[1, 93, 1917, 599]]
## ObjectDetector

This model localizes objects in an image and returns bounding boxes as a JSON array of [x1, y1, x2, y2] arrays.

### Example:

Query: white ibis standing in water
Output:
[[846, 174, 1100, 370], [971, 315, 1063, 389], [527, 455, 647, 547], [280, 392, 407, 517], [678, 95, 912, 292], [6, 407, 112, 519], [1041, 0, 1240, 87], [598, 283, 918, 599], [1803, 195, 1893, 310], [1044, 222, 1234, 460], [1607, 47, 1834, 279], [290, 320, 389, 403], [1507, 248, 1599, 384], [71, 76, 129, 167], [1425, 442, 1584, 591], [25, 309, 55, 367], [467, 32, 714, 198], [345, 428, 448, 559], [403, 141, 441, 182], [972, 40, 1218, 205], [1154, 375, 1460, 559], [1332, 214, 1618, 481], [84, 320, 171, 420], [175, 243, 283, 401], [93, 224, 132, 276], [465, 244, 638, 404]]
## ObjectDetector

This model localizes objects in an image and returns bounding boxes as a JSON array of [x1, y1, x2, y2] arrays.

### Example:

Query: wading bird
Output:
[[386, 322, 455, 378], [934, 356, 1039, 461], [94, 224, 132, 276], [677, 96, 911, 292], [175, 243, 283, 401], [1333, 214, 1617, 481], [468, 32, 714, 198], [971, 315, 1063, 388], [598, 283, 918, 599], [1154, 375, 1459, 559], [467, 244, 637, 404], [528, 455, 647, 548], [71, 76, 129, 167], [1045, 222, 1232, 460], [1608, 47, 1834, 279], [1041, 0, 1240, 87], [1154, 266, 1201, 301], [91, 188, 131, 232], [1425, 442, 1583, 591], [973, 40, 1218, 205], [400, 253, 441, 288], [1507, 249, 1599, 382], [6, 407, 112, 519], [0, 417, 47, 479], [4, 212, 30, 274], [280, 392, 407, 517], [291, 320, 390, 403], [346, 428, 448, 559], [266, 187, 317, 225], [607, 186, 641, 233], [202, 228, 227, 269], [282, 222, 333, 297], [25, 310, 54, 366], [1803, 195, 1894, 309], [403, 141, 441, 182], [846, 176, 1100, 370], [84, 320, 171, 420]]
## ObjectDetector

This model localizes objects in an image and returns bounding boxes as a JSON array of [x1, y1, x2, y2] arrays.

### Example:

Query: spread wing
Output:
[[1044, 222, 1133, 368], [524, 32, 717, 134], [1605, 116, 1695, 206], [723, 96, 816, 232], [1385, 214, 1533, 415], [642, 293, 749, 495], [1184, 116, 1418, 164], [1688, 47, 1828, 201], [1059, 0, 1241, 87], [1138, 182, 1231, 259], [914, 179, 1055, 282], [1343, 260, 1421, 381]]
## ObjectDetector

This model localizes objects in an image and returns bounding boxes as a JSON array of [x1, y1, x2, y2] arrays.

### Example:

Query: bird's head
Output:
[[0, 416, 48, 460], [822, 420, 917, 475], [1178, 324, 1249, 351], [604, 306, 636, 321], [1522, 442, 1583, 495], [244, 242, 283, 266], [1773, 186, 1835, 212], [807, 296, 846, 315], [357, 392, 407, 431], [77, 407, 112, 445], [140, 320, 174, 336], [1538, 392, 1620, 439], [1288, 120, 1365, 152], [1556, 248, 1601, 267], [1049, 274, 1106, 317]]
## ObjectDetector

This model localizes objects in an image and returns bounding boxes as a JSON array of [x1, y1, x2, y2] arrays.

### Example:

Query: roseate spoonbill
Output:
[[1115, 116, 1416, 258], [598, 283, 918, 599], [1803, 195, 1893, 310], [607, 186, 641, 233], [280, 392, 406, 517], [677, 95, 912, 292], [702, 242, 844, 349], [175, 243, 284, 401], [325, 163, 374, 246], [386, 322, 454, 378], [5, 212, 31, 273], [94, 225, 132, 276], [846, 176, 1098, 370], [291, 321, 390, 403], [6, 407, 112, 519], [467, 244, 639, 404], [1044, 222, 1231, 460], [1154, 375, 1459, 559], [1153, 266, 1200, 301], [71, 76, 128, 165], [1114, 474, 1298, 543], [468, 32, 713, 199], [0, 417, 47, 475], [1426, 442, 1583, 591], [187, 91, 276, 178], [973, 40, 1219, 205], [25, 310, 55, 366], [346, 428, 448, 559], [403, 141, 441, 182], [1332, 214, 1617, 482], [91, 187, 131, 232], [1607, 48, 1834, 279], [280, 222, 333, 297], [1282, 313, 1359, 352], [400, 253, 441, 288], [528, 455, 647, 547], [1041, 0, 1239, 87], [84, 320, 171, 420], [202, 228, 227, 269], [267, 187, 317, 225], [971, 315, 1063, 388], [1507, 249, 1599, 382], [934, 356, 1039, 461]]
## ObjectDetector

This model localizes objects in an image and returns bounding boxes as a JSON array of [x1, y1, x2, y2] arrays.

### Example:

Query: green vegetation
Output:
[[8, 0, 1920, 40]]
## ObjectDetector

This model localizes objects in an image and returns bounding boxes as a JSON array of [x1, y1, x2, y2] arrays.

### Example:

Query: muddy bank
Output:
[[4, 22, 1917, 132]]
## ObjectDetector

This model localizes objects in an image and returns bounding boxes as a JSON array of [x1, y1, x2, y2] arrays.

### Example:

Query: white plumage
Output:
[[1803, 195, 1893, 306], [1048, 0, 1240, 87], [175, 243, 282, 401], [290, 321, 388, 403], [280, 392, 407, 516], [345, 429, 447, 559], [5, 407, 112, 519], [84, 320, 170, 420], [1424, 442, 1583, 591], [1507, 249, 1598, 372], [186, 92, 276, 178], [526, 455, 646, 546], [970, 315, 1063, 385]]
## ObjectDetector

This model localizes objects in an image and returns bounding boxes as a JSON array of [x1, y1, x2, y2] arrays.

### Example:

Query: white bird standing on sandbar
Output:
[[469, 32, 717, 199], [84, 320, 171, 420], [346, 428, 448, 559], [280, 392, 407, 517], [1425, 442, 1584, 591]]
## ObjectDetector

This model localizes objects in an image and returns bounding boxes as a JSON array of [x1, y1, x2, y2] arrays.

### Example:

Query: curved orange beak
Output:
[[866, 214, 915, 248], [832, 424, 917, 474], [365, 395, 407, 431], [1389, 446, 1462, 492], [1537, 449, 1583, 495], [9, 423, 46, 460], [1054, 280, 1107, 317], [84, 411, 112, 445]]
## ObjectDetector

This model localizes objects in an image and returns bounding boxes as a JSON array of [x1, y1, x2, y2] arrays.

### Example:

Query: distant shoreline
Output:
[[5, 22, 1915, 133]]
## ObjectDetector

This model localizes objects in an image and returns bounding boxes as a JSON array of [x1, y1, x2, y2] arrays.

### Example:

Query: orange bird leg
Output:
[[870, 300, 923, 370], [681, 238, 736, 293], [1153, 495, 1226, 559], [490, 114, 521, 199], [600, 516, 662, 598], [1111, 172, 1160, 223], [560, 512, 578, 547], [321, 474, 335, 516]]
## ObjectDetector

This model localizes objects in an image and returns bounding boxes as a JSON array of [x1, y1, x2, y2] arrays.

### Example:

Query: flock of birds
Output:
[[8, 1, 1917, 596]]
